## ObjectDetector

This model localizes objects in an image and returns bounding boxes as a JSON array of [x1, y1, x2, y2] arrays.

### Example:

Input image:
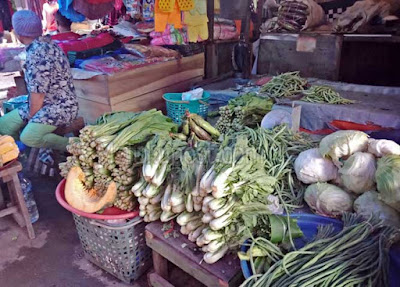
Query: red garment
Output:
[[51, 31, 81, 41], [43, 2, 59, 32], [73, 0, 114, 20], [57, 33, 115, 55]]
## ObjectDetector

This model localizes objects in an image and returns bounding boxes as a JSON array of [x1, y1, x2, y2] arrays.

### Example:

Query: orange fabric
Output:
[[330, 120, 386, 132], [155, 0, 182, 32], [235, 20, 254, 37]]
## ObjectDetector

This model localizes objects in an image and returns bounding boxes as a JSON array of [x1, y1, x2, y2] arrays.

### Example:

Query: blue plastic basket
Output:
[[163, 92, 210, 124], [240, 213, 400, 286]]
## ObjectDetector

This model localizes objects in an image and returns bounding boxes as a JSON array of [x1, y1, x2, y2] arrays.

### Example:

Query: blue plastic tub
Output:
[[240, 213, 400, 286]]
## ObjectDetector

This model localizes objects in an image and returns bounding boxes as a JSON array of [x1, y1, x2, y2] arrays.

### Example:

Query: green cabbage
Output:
[[319, 130, 369, 167], [376, 155, 400, 212], [339, 152, 376, 194], [354, 191, 400, 227], [304, 183, 354, 218], [294, 148, 338, 184]]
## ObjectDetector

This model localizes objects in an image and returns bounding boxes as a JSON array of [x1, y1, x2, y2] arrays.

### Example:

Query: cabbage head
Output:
[[368, 139, 400, 157], [319, 130, 368, 167], [304, 183, 353, 218], [294, 148, 338, 184], [339, 152, 376, 194], [376, 155, 400, 212], [354, 191, 400, 228]]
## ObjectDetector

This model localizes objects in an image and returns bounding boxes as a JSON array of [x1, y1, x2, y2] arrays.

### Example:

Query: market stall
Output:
[[74, 52, 205, 123]]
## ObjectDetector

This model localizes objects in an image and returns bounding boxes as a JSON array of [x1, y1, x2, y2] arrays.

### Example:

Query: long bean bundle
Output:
[[260, 72, 307, 98], [302, 85, 357, 104], [241, 213, 400, 287]]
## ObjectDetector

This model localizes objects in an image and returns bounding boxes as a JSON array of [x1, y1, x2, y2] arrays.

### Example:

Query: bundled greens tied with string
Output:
[[240, 213, 400, 287], [59, 110, 178, 211]]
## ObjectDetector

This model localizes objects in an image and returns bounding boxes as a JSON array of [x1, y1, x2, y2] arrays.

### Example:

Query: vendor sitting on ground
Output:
[[51, 11, 80, 41], [0, 10, 78, 152]]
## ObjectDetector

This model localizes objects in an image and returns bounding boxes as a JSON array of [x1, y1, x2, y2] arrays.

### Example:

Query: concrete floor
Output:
[[0, 171, 146, 287], [0, 165, 207, 287]]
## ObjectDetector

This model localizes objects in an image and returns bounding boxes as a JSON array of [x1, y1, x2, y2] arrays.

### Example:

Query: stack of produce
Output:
[[302, 85, 356, 104], [215, 93, 274, 134], [174, 112, 221, 142], [241, 213, 399, 287], [259, 72, 354, 106], [59, 110, 178, 211], [260, 71, 307, 99], [294, 130, 400, 227], [0, 135, 19, 167]]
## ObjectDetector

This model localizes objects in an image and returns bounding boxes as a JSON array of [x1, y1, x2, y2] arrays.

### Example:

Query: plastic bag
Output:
[[261, 109, 292, 130]]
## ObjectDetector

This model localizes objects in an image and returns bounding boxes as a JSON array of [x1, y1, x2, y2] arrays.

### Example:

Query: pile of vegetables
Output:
[[294, 129, 400, 227], [59, 110, 178, 211], [260, 72, 307, 98], [302, 85, 356, 105], [0, 135, 19, 167], [215, 93, 274, 134], [172, 112, 221, 142], [241, 213, 399, 287], [128, 124, 313, 263]]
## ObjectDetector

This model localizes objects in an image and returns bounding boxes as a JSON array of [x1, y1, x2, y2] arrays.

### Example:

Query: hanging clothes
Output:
[[73, 0, 115, 20], [155, 0, 182, 32], [58, 0, 86, 22], [106, 0, 127, 26], [0, 0, 14, 32], [183, 0, 208, 42], [43, 1, 59, 34]]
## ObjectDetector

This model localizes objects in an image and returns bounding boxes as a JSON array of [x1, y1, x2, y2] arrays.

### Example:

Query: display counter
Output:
[[74, 53, 205, 123]]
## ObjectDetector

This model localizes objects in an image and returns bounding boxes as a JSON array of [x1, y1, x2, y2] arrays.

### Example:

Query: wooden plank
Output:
[[257, 33, 343, 81], [8, 174, 35, 239], [0, 161, 22, 179], [0, 206, 18, 217], [74, 74, 109, 105], [107, 54, 205, 103], [108, 69, 204, 106], [145, 221, 242, 287], [152, 251, 169, 280], [148, 272, 175, 287], [111, 76, 204, 113], [77, 98, 112, 124]]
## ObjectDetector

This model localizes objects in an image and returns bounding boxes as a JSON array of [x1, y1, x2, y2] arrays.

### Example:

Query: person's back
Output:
[[0, 10, 78, 152], [51, 11, 80, 41]]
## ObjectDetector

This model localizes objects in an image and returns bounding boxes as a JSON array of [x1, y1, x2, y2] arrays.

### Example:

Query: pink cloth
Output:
[[213, 24, 238, 40]]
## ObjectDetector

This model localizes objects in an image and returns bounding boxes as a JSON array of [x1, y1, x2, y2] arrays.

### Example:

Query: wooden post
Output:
[[205, 0, 218, 79], [240, 0, 252, 79], [152, 251, 169, 280]]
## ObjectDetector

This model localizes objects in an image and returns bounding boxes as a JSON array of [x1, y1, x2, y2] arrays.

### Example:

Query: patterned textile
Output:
[[18, 36, 78, 127], [316, 0, 359, 22]]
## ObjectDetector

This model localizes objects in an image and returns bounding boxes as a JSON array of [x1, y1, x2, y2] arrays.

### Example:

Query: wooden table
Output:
[[145, 221, 243, 287]]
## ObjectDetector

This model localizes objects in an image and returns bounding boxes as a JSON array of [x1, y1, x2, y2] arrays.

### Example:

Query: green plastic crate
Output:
[[163, 92, 210, 124]]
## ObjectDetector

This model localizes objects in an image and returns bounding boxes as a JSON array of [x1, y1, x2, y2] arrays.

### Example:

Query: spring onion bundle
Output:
[[241, 213, 400, 287], [59, 110, 178, 211], [302, 85, 357, 104], [260, 72, 307, 98]]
